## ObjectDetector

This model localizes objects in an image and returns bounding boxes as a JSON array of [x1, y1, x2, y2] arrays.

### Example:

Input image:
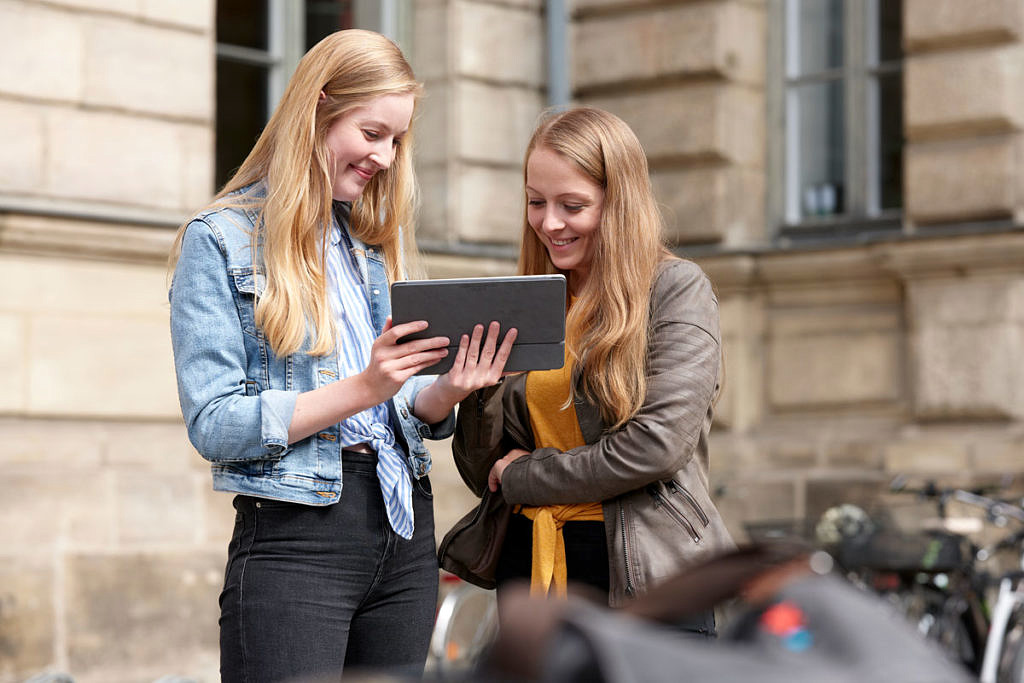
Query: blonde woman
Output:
[[169, 30, 512, 682], [441, 107, 734, 635]]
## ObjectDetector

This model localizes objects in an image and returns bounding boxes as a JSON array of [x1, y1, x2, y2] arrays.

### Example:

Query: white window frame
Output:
[[768, 0, 903, 238]]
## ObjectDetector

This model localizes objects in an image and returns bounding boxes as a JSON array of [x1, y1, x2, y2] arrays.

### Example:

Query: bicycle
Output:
[[426, 571, 498, 677], [746, 478, 1024, 679]]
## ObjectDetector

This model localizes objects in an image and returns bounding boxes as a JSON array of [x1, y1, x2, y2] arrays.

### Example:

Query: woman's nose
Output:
[[542, 209, 564, 232], [369, 143, 395, 171]]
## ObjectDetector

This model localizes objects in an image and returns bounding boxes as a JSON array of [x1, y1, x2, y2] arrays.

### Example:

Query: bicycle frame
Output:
[[980, 577, 1024, 683]]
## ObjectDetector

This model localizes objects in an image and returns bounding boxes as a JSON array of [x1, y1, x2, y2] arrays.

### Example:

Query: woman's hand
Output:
[[489, 448, 529, 492], [359, 317, 450, 406], [413, 321, 517, 424], [440, 321, 517, 401]]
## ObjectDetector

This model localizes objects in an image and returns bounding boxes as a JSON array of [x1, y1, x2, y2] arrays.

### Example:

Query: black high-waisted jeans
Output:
[[219, 451, 438, 682]]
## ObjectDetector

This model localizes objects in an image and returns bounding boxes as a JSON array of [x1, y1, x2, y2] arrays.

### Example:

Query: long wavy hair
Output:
[[519, 107, 672, 429], [170, 29, 423, 357]]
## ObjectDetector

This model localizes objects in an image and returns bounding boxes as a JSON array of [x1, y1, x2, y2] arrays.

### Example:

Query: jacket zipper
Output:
[[618, 500, 636, 597], [649, 486, 701, 542], [667, 479, 710, 527]]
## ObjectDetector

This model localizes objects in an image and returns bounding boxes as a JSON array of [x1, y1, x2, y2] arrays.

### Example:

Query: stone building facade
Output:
[[2, 0, 1023, 680]]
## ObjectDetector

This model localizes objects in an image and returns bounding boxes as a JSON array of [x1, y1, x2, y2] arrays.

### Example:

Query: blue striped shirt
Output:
[[324, 209, 414, 538]]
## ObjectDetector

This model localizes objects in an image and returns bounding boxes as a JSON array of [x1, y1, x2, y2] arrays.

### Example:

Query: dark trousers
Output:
[[219, 451, 438, 683], [495, 512, 716, 638]]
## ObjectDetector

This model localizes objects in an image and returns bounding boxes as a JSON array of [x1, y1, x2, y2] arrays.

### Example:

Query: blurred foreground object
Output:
[[481, 544, 973, 682]]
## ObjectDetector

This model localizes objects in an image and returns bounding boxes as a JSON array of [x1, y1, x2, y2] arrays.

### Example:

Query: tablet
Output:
[[390, 274, 566, 375]]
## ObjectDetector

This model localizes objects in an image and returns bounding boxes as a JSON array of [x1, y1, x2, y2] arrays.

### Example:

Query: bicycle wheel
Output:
[[998, 610, 1024, 683], [428, 581, 498, 675]]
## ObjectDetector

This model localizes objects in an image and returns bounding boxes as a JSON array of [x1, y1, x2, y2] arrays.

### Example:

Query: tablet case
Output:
[[390, 275, 566, 375]]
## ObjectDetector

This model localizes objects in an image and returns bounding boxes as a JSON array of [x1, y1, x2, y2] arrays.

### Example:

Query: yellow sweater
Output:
[[521, 343, 604, 598]]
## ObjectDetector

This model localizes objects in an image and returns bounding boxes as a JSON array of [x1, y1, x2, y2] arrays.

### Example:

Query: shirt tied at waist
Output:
[[517, 502, 604, 598]]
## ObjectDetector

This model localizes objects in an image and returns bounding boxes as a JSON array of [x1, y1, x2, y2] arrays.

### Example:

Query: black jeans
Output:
[[219, 451, 438, 682]]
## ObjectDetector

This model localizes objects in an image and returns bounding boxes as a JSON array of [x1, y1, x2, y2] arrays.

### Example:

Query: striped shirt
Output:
[[325, 207, 414, 539]]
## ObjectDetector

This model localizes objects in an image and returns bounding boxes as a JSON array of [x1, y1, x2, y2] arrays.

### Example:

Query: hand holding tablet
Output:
[[390, 275, 567, 375]]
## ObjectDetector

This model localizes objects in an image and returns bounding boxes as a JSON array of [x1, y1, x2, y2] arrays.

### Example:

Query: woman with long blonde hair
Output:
[[169, 30, 512, 682], [441, 107, 734, 635]]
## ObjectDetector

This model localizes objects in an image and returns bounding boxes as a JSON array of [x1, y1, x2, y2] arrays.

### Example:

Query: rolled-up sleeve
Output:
[[170, 220, 297, 462]]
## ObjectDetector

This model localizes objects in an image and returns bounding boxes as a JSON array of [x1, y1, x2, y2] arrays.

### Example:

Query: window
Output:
[[771, 0, 903, 238], [214, 1, 411, 190]]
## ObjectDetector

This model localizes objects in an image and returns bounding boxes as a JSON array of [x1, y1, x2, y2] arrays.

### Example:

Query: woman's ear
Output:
[[319, 90, 327, 102]]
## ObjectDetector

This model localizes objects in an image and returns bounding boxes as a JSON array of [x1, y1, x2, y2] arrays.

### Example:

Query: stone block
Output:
[[822, 440, 886, 470], [412, 2, 449, 82], [0, 558, 55, 680], [28, 314, 180, 419], [141, 0, 214, 31], [714, 478, 799, 542], [454, 165, 524, 243], [456, 1, 544, 86], [714, 292, 766, 432], [415, 81, 451, 165], [0, 100, 46, 195], [415, 166, 451, 241], [972, 438, 1024, 475], [201, 485, 237, 546], [422, 252, 517, 279], [583, 84, 764, 167], [0, 416, 105, 466], [45, 107, 200, 212], [907, 275, 1024, 421], [0, 253, 170, 316], [906, 46, 1024, 140], [574, 1, 764, 90], [457, 82, 544, 165], [45, 0, 137, 15], [885, 439, 972, 474], [907, 273, 1024, 326], [652, 166, 765, 245], [767, 308, 903, 409], [0, 314, 27, 414], [905, 0, 1023, 52], [103, 422, 196, 470], [0, 3, 84, 102], [905, 135, 1019, 225], [82, 15, 213, 121], [913, 322, 1024, 419], [179, 124, 216, 210], [114, 471, 202, 545], [0, 470, 114, 551], [66, 551, 222, 681]]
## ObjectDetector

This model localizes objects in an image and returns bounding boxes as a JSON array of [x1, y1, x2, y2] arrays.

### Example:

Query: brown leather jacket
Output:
[[450, 259, 735, 606]]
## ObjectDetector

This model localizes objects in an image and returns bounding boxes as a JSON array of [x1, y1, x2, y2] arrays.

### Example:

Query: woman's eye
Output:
[[363, 130, 380, 141], [527, 200, 544, 207], [564, 204, 584, 213]]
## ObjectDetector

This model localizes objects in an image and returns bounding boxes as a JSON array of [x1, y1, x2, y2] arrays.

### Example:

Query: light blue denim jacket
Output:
[[169, 188, 454, 504]]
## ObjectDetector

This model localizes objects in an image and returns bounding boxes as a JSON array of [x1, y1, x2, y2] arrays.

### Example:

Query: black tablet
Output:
[[390, 274, 566, 375]]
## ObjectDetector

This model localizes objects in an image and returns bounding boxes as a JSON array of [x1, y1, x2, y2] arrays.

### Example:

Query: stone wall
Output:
[[0, 1, 226, 680], [4, 0, 1024, 680]]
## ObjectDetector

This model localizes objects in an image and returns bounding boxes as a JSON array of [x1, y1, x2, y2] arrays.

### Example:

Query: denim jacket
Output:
[[169, 189, 454, 504]]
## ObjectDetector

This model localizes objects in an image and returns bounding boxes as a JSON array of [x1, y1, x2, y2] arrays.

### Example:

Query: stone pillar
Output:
[[904, 0, 1024, 227], [572, 0, 766, 246], [412, 0, 546, 252]]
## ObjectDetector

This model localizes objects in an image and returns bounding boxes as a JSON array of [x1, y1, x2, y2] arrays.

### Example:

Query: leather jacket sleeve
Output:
[[500, 260, 721, 505]]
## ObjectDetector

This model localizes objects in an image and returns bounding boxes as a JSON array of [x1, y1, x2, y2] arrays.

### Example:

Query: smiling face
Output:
[[324, 92, 415, 202], [525, 145, 605, 293]]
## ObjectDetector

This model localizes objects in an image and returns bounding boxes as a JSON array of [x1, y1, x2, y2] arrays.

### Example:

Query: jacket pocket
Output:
[[228, 267, 263, 338], [646, 482, 701, 543], [667, 479, 710, 528]]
